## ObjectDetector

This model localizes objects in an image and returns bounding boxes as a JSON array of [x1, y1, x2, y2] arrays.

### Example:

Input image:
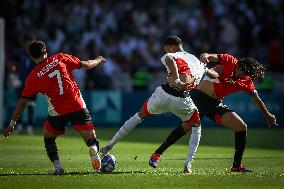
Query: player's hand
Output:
[[3, 121, 16, 138], [207, 69, 220, 79], [95, 56, 106, 64], [200, 53, 210, 63], [266, 113, 278, 128]]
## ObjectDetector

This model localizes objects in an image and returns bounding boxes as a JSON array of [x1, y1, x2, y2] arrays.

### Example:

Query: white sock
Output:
[[53, 159, 63, 169], [108, 113, 142, 147], [184, 126, 201, 169]]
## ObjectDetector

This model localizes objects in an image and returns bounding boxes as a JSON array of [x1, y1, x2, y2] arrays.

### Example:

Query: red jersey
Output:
[[22, 53, 86, 116], [205, 54, 255, 99]]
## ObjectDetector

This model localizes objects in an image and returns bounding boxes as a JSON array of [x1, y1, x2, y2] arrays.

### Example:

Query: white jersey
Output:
[[161, 52, 206, 87]]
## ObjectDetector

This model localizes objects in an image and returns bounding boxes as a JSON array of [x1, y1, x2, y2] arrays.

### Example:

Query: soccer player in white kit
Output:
[[101, 36, 219, 173]]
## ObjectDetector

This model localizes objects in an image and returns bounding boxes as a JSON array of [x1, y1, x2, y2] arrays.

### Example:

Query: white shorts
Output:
[[145, 86, 197, 122]]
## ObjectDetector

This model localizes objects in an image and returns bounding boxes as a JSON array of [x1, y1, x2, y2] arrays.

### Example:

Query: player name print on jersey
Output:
[[37, 59, 59, 78]]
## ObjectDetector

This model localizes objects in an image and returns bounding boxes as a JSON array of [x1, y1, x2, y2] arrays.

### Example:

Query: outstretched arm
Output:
[[81, 56, 106, 70], [3, 98, 30, 138], [200, 53, 219, 63], [251, 92, 278, 127]]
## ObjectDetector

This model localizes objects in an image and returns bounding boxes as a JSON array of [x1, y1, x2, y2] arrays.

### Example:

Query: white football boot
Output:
[[89, 146, 101, 172]]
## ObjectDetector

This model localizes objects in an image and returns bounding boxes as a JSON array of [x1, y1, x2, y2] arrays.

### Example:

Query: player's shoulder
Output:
[[161, 53, 173, 62], [53, 52, 69, 59], [218, 54, 238, 63]]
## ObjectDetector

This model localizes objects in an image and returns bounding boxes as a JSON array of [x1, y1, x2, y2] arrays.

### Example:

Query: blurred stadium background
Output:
[[1, 0, 284, 129]]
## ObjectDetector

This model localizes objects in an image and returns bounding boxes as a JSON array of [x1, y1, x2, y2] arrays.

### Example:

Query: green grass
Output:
[[0, 128, 283, 189]]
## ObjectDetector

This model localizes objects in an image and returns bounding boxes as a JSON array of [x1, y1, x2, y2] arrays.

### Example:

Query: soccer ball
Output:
[[100, 154, 117, 172]]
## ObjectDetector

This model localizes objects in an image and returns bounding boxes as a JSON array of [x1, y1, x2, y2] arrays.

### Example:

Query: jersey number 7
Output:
[[48, 70, 64, 95]]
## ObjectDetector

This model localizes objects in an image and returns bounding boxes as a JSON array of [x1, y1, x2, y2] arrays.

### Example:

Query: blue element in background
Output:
[[4, 90, 283, 128]]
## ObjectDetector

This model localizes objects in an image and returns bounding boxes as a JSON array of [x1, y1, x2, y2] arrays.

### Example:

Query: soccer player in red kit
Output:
[[3, 40, 106, 174], [149, 53, 278, 172]]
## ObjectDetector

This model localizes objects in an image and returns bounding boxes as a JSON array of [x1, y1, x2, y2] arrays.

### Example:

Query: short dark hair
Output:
[[28, 40, 46, 58], [237, 57, 266, 79], [163, 35, 182, 46]]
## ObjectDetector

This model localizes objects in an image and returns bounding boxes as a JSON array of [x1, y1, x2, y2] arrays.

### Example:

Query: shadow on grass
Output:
[[0, 170, 147, 177], [166, 156, 284, 161]]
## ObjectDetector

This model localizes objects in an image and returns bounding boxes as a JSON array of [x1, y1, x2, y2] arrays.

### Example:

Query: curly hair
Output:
[[237, 57, 266, 80]]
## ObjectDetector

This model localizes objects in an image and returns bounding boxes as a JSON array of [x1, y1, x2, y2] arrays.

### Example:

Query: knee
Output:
[[138, 111, 148, 120], [234, 122, 247, 132], [182, 123, 195, 133]]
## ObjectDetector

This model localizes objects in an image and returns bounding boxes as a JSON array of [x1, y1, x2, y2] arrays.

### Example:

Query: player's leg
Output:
[[70, 108, 101, 172], [100, 101, 149, 154], [77, 129, 101, 172], [152, 110, 200, 157], [149, 110, 201, 173], [182, 112, 201, 174], [43, 117, 66, 175], [219, 111, 251, 172], [101, 87, 168, 154], [149, 94, 201, 172]]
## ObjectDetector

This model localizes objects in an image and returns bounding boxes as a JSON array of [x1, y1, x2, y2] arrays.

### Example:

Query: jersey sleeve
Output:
[[218, 54, 238, 66], [21, 73, 39, 99], [60, 53, 82, 71], [242, 78, 256, 96]]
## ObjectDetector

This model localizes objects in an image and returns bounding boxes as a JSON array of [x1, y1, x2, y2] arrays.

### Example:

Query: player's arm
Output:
[[81, 56, 106, 70], [250, 91, 278, 127], [200, 53, 219, 63], [205, 68, 220, 79], [3, 98, 30, 138], [165, 55, 187, 88]]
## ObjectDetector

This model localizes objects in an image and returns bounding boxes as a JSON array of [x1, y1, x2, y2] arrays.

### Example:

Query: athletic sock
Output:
[[233, 130, 247, 168], [155, 126, 186, 155], [53, 159, 63, 169], [184, 126, 201, 169], [44, 138, 59, 162], [108, 113, 142, 147], [86, 138, 100, 150]]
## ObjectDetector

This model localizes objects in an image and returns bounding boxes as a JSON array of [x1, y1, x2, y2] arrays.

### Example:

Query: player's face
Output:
[[163, 45, 177, 53]]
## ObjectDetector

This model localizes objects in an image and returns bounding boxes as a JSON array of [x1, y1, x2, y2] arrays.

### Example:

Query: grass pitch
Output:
[[0, 128, 283, 189]]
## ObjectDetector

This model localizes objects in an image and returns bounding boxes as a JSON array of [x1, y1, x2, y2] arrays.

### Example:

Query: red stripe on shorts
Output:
[[214, 114, 222, 124], [44, 121, 65, 136], [73, 121, 94, 131]]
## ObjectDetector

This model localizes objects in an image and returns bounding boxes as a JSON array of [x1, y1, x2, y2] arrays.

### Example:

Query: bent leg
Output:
[[221, 112, 247, 169], [77, 128, 101, 172], [70, 108, 101, 172]]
